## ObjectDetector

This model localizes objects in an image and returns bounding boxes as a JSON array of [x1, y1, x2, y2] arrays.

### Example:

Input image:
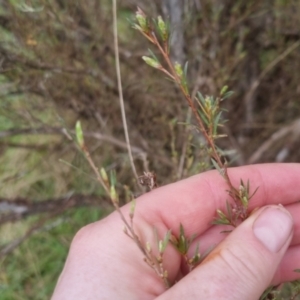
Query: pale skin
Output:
[[52, 164, 300, 299]]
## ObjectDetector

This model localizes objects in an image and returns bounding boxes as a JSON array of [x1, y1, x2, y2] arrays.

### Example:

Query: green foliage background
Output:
[[0, 0, 299, 299]]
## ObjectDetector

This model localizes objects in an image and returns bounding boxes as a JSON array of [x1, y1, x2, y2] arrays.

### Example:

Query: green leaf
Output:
[[222, 91, 234, 100], [148, 48, 160, 62], [191, 242, 201, 264], [212, 218, 230, 225], [17, 3, 44, 12], [213, 111, 223, 135], [197, 109, 209, 126], [110, 169, 117, 187], [135, 7, 148, 32], [157, 16, 168, 41], [174, 62, 183, 78], [181, 80, 189, 94], [110, 185, 118, 204], [183, 61, 189, 78], [132, 24, 143, 32], [159, 230, 171, 253], [249, 185, 259, 200], [100, 167, 109, 183], [216, 209, 227, 219], [197, 91, 205, 103], [241, 196, 248, 207], [173, 223, 188, 254], [179, 223, 185, 237], [211, 159, 225, 177], [129, 199, 136, 218], [220, 230, 233, 234], [142, 56, 161, 69], [75, 120, 84, 148], [220, 85, 228, 96]]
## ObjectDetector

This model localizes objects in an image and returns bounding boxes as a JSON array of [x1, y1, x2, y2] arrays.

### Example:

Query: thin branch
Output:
[[0, 142, 51, 151], [0, 127, 173, 167], [244, 40, 300, 113], [0, 194, 111, 225], [177, 80, 200, 179], [79, 142, 169, 287], [248, 118, 300, 164], [134, 11, 247, 217], [112, 0, 140, 184], [0, 127, 64, 138], [150, 33, 239, 201], [0, 197, 75, 258], [0, 127, 144, 153]]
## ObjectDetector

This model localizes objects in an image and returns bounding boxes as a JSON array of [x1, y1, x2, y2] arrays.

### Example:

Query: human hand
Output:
[[52, 164, 300, 299]]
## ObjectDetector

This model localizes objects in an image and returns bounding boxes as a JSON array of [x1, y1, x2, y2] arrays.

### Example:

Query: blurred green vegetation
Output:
[[0, 207, 109, 300], [0, 0, 299, 299]]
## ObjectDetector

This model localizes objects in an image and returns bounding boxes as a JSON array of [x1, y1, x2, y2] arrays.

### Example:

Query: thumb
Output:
[[158, 205, 294, 300]]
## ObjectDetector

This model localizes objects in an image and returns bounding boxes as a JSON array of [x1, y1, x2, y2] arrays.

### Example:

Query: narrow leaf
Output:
[[183, 61, 189, 78], [100, 167, 109, 184], [213, 111, 223, 135], [212, 218, 230, 225], [129, 199, 136, 218], [226, 200, 232, 221], [110, 185, 118, 204], [198, 109, 209, 126], [222, 91, 234, 100], [197, 91, 205, 103], [148, 48, 159, 62], [160, 230, 171, 253], [249, 186, 259, 200], [110, 169, 117, 187], [211, 159, 224, 177], [75, 120, 84, 148], [220, 85, 228, 96]]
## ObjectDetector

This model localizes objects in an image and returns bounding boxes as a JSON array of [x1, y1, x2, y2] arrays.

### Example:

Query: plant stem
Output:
[[81, 143, 170, 287], [151, 33, 240, 204]]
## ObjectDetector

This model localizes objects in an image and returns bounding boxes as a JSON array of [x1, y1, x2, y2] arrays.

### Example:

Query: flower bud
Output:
[[158, 16, 168, 41], [100, 167, 108, 184], [142, 56, 161, 69], [110, 185, 118, 204], [75, 120, 84, 148], [136, 8, 148, 32], [174, 62, 183, 78]]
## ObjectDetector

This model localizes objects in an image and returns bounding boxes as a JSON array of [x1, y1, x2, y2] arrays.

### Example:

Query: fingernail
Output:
[[253, 206, 293, 253]]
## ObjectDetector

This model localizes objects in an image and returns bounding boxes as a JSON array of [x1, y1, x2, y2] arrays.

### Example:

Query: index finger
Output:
[[135, 163, 300, 236]]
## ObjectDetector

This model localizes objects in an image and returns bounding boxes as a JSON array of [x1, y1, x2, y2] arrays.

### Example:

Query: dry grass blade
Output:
[[112, 0, 140, 186]]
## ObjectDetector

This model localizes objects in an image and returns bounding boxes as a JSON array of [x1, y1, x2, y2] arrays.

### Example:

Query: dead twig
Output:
[[112, 0, 141, 186], [0, 194, 73, 257], [0, 194, 111, 225], [0, 127, 144, 153], [248, 118, 300, 164], [244, 41, 300, 120], [0, 127, 172, 168]]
